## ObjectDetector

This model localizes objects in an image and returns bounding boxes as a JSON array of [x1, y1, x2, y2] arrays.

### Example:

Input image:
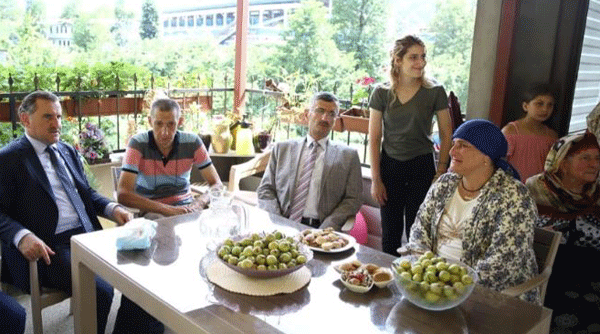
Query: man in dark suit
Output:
[[0, 291, 26, 334], [0, 91, 163, 333], [257, 92, 363, 230]]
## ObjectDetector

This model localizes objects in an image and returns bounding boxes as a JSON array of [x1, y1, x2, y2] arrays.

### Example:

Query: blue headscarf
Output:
[[452, 119, 521, 180]]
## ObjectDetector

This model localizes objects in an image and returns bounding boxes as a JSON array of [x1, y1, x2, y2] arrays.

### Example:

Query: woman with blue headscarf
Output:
[[399, 119, 540, 304]]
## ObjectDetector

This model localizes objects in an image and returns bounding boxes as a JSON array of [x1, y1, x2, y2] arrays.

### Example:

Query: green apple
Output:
[[425, 291, 441, 303], [430, 282, 443, 295], [448, 264, 461, 275], [461, 274, 473, 285], [266, 255, 278, 266], [438, 270, 451, 282], [411, 264, 424, 275], [453, 282, 466, 294]]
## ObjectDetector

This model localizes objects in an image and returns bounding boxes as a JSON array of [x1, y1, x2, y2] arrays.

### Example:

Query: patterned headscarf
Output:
[[453, 119, 521, 179], [526, 131, 600, 216]]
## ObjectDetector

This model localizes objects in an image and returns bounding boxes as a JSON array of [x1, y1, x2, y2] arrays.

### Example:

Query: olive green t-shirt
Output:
[[369, 84, 448, 161]]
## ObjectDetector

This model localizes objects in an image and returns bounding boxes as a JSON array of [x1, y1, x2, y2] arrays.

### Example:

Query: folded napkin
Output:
[[116, 218, 157, 251]]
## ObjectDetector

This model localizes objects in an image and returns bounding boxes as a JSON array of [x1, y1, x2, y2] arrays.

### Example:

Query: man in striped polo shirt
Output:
[[118, 98, 221, 217]]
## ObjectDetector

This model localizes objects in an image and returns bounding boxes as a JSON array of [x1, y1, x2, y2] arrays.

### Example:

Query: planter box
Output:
[[332, 117, 344, 132], [341, 107, 370, 134], [63, 97, 144, 117], [0, 100, 76, 122], [0, 97, 144, 121]]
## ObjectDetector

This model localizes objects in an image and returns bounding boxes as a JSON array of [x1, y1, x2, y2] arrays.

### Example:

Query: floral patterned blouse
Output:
[[403, 169, 540, 304]]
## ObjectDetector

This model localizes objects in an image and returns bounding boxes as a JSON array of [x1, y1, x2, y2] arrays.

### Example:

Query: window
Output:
[[206, 14, 214, 26], [188, 16, 194, 27], [227, 13, 235, 25], [216, 14, 223, 26], [164, 20, 169, 28], [273, 10, 284, 19], [171, 17, 177, 27], [571, 0, 600, 132], [250, 11, 259, 25], [197, 15, 204, 26], [263, 10, 272, 23], [179, 17, 185, 27]]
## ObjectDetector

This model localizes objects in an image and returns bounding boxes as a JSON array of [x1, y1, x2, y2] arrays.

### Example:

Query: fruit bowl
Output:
[[392, 255, 478, 311], [216, 231, 313, 278]]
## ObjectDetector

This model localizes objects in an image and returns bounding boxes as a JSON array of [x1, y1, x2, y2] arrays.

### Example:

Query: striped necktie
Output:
[[46, 146, 94, 233], [289, 142, 319, 222]]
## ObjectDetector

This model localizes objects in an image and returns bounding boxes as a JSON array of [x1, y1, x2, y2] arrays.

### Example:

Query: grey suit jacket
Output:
[[257, 138, 362, 230]]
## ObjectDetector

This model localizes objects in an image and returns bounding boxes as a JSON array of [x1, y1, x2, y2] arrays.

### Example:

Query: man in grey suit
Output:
[[257, 92, 363, 230]]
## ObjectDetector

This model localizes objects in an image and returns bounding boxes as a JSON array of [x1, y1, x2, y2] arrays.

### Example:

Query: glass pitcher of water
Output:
[[198, 185, 247, 249]]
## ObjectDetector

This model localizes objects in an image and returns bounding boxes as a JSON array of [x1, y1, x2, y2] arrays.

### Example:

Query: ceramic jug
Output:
[[211, 122, 232, 154]]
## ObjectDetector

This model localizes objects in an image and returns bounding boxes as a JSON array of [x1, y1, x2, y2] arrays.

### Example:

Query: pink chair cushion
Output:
[[349, 211, 368, 245]]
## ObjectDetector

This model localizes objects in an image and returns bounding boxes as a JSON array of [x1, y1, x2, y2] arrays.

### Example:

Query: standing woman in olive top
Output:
[[369, 35, 452, 255]]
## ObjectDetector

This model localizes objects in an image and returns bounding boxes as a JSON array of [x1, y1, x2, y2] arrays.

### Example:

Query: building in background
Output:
[[47, 20, 74, 47], [161, 0, 332, 44]]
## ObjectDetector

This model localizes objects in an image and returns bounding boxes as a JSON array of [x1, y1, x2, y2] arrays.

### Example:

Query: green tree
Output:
[[275, 0, 355, 92], [140, 0, 158, 40], [72, 14, 97, 51], [25, 0, 46, 34], [425, 0, 476, 109], [330, 0, 388, 77], [111, 0, 135, 47], [60, 0, 80, 19], [0, 0, 19, 21], [8, 14, 58, 69], [0, 0, 21, 48]]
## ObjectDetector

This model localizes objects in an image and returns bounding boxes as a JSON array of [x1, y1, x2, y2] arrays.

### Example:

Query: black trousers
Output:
[[379, 150, 435, 255], [0, 291, 25, 334]]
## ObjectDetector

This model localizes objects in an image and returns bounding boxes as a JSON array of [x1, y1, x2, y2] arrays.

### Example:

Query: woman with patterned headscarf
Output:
[[526, 131, 600, 331], [400, 119, 539, 304], [526, 131, 600, 239]]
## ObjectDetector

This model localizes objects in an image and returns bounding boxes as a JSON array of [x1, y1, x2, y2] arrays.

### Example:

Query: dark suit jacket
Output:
[[0, 136, 109, 292]]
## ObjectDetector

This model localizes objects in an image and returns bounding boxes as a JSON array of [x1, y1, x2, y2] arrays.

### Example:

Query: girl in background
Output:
[[368, 35, 452, 255], [502, 84, 558, 182]]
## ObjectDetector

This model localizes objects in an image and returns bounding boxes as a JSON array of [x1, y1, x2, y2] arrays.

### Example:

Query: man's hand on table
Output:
[[188, 193, 210, 211], [161, 204, 194, 217], [18, 233, 55, 265], [113, 205, 134, 226]]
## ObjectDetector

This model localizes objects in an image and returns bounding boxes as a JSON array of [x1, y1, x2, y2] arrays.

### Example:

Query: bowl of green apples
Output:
[[216, 230, 313, 278], [392, 252, 478, 311]]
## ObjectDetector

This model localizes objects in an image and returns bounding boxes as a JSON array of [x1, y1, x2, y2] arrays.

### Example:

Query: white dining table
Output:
[[71, 205, 552, 334]]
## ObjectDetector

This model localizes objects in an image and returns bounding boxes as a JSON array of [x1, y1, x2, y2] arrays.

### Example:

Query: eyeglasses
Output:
[[312, 108, 337, 118]]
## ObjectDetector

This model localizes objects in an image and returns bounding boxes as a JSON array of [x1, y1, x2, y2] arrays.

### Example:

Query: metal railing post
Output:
[[115, 74, 120, 150], [8, 74, 17, 139]]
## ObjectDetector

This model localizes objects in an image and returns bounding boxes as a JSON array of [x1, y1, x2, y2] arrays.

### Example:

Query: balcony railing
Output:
[[0, 72, 373, 165]]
